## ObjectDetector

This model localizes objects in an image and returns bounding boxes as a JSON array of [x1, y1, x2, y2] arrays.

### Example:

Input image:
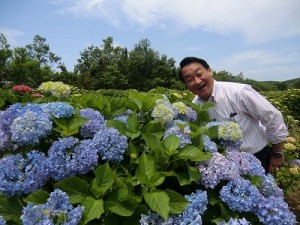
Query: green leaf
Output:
[[106, 119, 127, 135], [0, 195, 23, 223], [106, 189, 141, 216], [23, 189, 50, 204], [82, 196, 104, 224], [164, 189, 188, 214], [54, 176, 90, 204], [164, 134, 180, 156], [127, 113, 139, 133], [91, 163, 115, 198], [135, 153, 153, 184], [52, 115, 88, 137], [143, 190, 170, 221], [142, 134, 165, 156], [175, 145, 211, 162], [125, 131, 141, 140]]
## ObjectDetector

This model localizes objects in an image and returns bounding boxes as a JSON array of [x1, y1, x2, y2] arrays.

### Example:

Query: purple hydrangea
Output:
[[0, 151, 50, 196], [93, 127, 128, 163], [79, 108, 105, 138], [164, 120, 192, 148], [198, 152, 240, 189], [21, 189, 83, 225]]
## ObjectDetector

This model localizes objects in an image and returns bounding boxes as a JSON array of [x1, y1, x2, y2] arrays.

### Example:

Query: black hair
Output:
[[178, 57, 210, 83]]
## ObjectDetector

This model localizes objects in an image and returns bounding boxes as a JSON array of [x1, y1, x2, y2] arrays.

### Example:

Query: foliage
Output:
[[0, 87, 298, 225]]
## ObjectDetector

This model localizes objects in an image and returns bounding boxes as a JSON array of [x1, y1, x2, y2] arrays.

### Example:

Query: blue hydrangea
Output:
[[0, 216, 6, 225], [254, 195, 296, 225], [217, 217, 250, 225], [242, 153, 265, 176], [140, 211, 166, 225], [41, 102, 75, 118], [0, 151, 50, 196], [164, 120, 192, 148], [21, 189, 83, 225], [93, 127, 128, 163], [79, 108, 105, 138], [0, 124, 11, 151], [114, 109, 134, 125], [202, 135, 218, 153], [171, 190, 207, 225], [48, 137, 98, 181], [10, 111, 52, 146], [198, 152, 240, 189], [259, 174, 284, 198], [220, 178, 262, 213]]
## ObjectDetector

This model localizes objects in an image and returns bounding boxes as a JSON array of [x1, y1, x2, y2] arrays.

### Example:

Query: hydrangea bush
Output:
[[0, 91, 297, 225]]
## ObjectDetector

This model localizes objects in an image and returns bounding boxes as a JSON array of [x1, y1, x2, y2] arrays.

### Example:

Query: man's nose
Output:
[[194, 76, 202, 84]]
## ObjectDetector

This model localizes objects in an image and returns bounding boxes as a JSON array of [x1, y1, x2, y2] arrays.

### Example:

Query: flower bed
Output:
[[0, 90, 297, 225]]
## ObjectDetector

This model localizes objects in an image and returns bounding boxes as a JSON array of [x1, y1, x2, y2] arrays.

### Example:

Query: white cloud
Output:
[[0, 28, 24, 46], [57, 0, 300, 43]]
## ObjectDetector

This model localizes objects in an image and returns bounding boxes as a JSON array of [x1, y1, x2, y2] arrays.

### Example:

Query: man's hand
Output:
[[268, 154, 285, 174]]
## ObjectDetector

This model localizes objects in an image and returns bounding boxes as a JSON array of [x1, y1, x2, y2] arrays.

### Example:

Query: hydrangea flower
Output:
[[38, 81, 72, 98], [202, 135, 218, 153], [220, 178, 262, 212], [12, 85, 32, 94], [21, 189, 83, 225], [48, 137, 98, 181], [41, 102, 75, 118], [198, 152, 240, 189], [0, 216, 5, 225], [0, 124, 11, 151], [254, 195, 296, 225], [80, 108, 106, 138], [141, 190, 207, 225], [113, 109, 133, 125], [218, 122, 243, 147], [172, 102, 197, 122], [0, 151, 50, 196], [260, 174, 283, 198], [93, 127, 128, 163], [10, 111, 52, 146], [151, 99, 177, 126], [164, 120, 192, 148], [217, 217, 250, 225]]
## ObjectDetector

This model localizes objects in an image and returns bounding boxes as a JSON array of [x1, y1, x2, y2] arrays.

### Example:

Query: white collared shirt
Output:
[[193, 80, 288, 154]]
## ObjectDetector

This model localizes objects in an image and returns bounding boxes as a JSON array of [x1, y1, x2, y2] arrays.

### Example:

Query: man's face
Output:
[[181, 62, 214, 101]]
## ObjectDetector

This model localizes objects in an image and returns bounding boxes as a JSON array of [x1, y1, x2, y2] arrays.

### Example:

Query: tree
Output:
[[75, 37, 128, 90], [0, 33, 13, 85]]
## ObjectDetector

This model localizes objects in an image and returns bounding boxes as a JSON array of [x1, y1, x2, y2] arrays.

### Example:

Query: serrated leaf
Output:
[[164, 189, 188, 214], [164, 134, 180, 156], [127, 113, 139, 133], [106, 119, 127, 135], [175, 145, 211, 162], [106, 189, 141, 216], [143, 190, 170, 221], [23, 189, 50, 204], [91, 163, 115, 198], [82, 196, 104, 224], [54, 176, 90, 204], [0, 195, 23, 223]]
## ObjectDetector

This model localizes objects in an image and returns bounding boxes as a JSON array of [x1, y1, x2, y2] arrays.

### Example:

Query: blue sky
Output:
[[1, 0, 300, 81]]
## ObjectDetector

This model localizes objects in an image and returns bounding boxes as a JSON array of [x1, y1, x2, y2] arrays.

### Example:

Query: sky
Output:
[[1, 0, 300, 81]]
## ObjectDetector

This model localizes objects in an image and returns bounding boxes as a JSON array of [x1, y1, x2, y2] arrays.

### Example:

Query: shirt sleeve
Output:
[[239, 85, 288, 144]]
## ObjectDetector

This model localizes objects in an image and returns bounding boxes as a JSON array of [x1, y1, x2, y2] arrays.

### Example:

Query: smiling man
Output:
[[178, 56, 288, 174]]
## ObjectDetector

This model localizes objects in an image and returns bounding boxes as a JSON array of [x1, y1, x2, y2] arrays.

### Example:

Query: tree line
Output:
[[1, 33, 299, 92]]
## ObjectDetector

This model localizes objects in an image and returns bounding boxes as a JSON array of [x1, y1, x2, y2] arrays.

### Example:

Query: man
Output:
[[178, 56, 288, 173]]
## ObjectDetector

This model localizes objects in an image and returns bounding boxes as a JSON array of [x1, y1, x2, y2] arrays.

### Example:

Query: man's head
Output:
[[178, 57, 214, 101]]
